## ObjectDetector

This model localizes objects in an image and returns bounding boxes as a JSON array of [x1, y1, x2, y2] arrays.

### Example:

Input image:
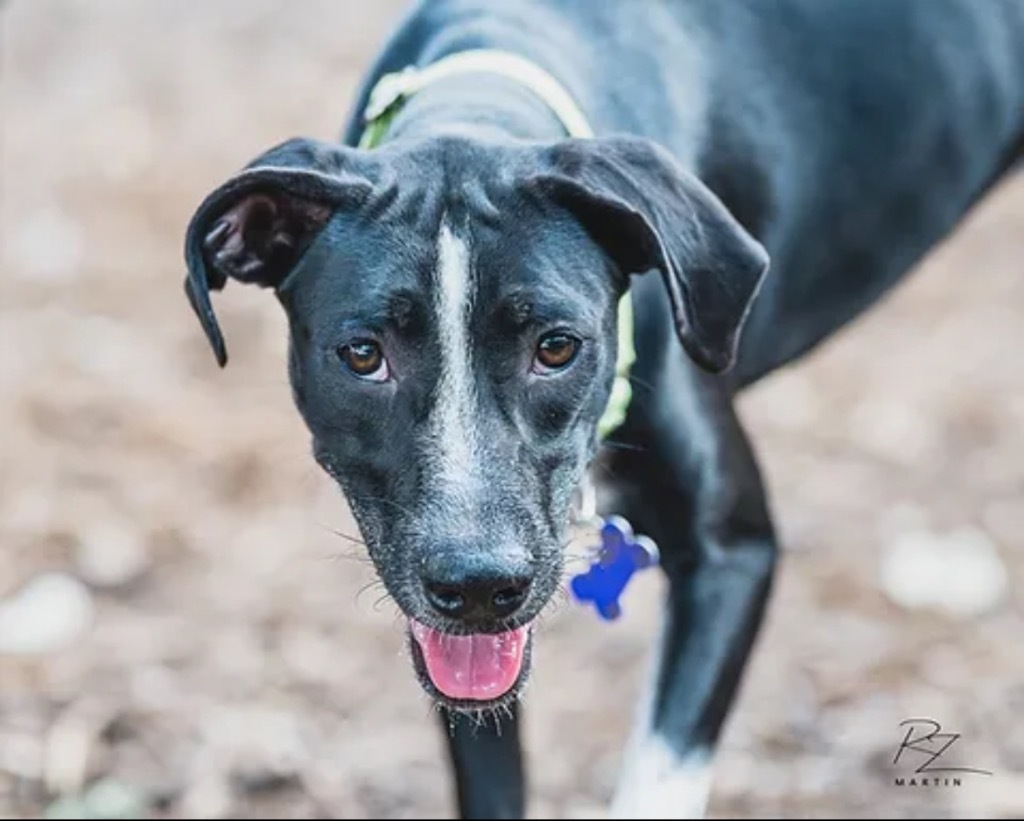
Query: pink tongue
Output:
[[410, 620, 528, 701]]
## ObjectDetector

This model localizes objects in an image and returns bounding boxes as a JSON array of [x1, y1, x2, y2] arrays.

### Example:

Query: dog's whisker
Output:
[[593, 459, 623, 482], [321, 550, 373, 565], [598, 438, 648, 454], [354, 578, 386, 606], [628, 373, 655, 393], [537, 588, 569, 623], [311, 521, 370, 555], [347, 492, 418, 518], [562, 549, 594, 562], [328, 528, 367, 548]]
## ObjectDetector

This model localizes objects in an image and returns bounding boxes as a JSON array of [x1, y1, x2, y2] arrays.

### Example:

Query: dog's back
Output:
[[698, 0, 1024, 380], [352, 0, 1024, 382]]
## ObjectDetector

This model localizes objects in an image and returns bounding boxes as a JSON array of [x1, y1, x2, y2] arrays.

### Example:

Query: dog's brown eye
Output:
[[534, 333, 581, 373], [338, 339, 389, 381]]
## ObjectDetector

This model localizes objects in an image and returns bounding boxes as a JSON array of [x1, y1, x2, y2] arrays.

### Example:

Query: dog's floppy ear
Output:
[[529, 136, 769, 373], [183, 138, 373, 366]]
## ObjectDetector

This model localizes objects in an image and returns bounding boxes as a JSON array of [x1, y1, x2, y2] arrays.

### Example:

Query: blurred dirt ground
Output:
[[1, 1, 1023, 818]]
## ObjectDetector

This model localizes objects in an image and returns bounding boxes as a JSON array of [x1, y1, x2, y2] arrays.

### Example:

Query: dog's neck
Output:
[[377, 72, 572, 146]]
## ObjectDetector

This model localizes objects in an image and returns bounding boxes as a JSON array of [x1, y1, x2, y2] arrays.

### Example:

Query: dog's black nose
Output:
[[422, 554, 532, 623]]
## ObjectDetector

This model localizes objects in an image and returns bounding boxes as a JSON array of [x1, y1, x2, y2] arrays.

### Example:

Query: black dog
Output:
[[183, 1, 1024, 816]]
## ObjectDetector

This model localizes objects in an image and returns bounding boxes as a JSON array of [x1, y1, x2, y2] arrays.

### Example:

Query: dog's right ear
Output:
[[526, 136, 769, 374], [184, 138, 373, 366]]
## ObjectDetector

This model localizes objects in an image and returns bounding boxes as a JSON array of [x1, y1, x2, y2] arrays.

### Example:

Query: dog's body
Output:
[[184, 1, 1024, 817]]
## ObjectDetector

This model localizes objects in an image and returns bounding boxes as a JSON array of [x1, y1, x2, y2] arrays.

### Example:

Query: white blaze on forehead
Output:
[[430, 220, 480, 497]]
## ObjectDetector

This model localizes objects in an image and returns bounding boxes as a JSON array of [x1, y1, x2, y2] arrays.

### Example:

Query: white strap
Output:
[[363, 48, 595, 139]]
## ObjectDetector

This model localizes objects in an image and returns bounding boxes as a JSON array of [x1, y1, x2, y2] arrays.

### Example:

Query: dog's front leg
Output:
[[439, 703, 526, 819], [605, 378, 778, 819]]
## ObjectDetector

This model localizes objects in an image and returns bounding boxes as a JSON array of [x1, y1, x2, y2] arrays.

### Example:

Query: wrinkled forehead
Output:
[[466, 209, 618, 332], [287, 140, 616, 323]]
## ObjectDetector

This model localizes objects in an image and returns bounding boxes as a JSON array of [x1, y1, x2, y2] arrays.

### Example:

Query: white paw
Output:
[[610, 737, 711, 820]]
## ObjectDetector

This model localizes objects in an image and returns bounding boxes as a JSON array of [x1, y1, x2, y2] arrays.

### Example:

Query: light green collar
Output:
[[358, 48, 635, 440]]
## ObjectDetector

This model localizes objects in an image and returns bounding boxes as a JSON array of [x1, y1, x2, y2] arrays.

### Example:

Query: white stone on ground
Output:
[[0, 573, 94, 655], [880, 526, 1008, 617]]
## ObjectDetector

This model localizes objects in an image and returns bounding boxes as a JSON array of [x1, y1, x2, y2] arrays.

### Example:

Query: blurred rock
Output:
[[74, 523, 150, 591], [44, 778, 147, 820], [45, 701, 117, 797], [880, 527, 1008, 617], [0, 573, 94, 656]]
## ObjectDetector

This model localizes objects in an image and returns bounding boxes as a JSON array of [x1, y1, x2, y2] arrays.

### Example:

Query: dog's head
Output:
[[184, 134, 767, 711]]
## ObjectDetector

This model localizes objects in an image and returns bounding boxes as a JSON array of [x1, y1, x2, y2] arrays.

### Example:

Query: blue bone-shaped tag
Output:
[[570, 515, 659, 620]]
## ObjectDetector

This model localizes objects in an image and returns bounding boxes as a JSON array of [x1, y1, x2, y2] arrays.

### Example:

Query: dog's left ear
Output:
[[183, 138, 374, 367], [529, 136, 769, 373]]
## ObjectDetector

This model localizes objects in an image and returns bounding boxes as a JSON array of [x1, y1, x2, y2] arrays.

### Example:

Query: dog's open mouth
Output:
[[408, 620, 533, 708]]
